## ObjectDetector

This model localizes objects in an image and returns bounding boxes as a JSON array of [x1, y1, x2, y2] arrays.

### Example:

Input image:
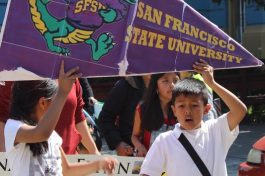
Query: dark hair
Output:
[[140, 73, 176, 132], [172, 78, 208, 105], [10, 80, 57, 156]]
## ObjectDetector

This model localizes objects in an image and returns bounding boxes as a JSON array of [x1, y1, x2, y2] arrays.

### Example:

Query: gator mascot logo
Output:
[[29, 0, 136, 61]]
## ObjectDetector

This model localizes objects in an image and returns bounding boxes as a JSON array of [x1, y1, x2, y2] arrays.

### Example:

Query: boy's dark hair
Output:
[[10, 80, 57, 156], [171, 77, 208, 105], [141, 73, 176, 132]]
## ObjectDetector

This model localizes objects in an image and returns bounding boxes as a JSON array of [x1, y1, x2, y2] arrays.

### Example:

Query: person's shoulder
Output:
[[208, 113, 228, 125], [156, 130, 175, 142], [215, 113, 230, 128], [5, 119, 24, 132], [203, 113, 229, 132], [218, 113, 228, 119], [6, 119, 23, 126]]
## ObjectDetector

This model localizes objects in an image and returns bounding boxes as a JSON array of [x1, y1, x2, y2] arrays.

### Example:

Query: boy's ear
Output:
[[203, 103, 212, 115]]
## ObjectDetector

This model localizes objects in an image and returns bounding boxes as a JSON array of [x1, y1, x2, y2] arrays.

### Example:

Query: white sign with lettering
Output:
[[0, 152, 144, 176]]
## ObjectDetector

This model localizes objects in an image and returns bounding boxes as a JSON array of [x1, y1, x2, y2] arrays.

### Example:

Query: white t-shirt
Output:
[[4, 119, 63, 176], [140, 113, 238, 176]]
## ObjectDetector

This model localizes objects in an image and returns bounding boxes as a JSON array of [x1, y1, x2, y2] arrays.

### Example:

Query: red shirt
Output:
[[0, 82, 13, 123], [55, 80, 86, 154]]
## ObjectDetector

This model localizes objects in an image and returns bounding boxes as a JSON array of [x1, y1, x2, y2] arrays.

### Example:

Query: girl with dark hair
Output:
[[131, 72, 180, 157], [4, 61, 117, 176]]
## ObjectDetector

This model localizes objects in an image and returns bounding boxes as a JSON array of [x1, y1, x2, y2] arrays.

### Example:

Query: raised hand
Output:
[[193, 59, 215, 87], [58, 60, 82, 95]]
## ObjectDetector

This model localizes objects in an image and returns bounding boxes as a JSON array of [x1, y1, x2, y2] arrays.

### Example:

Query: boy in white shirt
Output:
[[140, 59, 247, 176]]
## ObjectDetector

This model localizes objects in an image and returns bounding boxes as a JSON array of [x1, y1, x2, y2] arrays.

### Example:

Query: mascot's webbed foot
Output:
[[44, 32, 71, 56], [87, 33, 114, 61], [49, 45, 70, 56], [99, 9, 117, 23], [58, 47, 71, 56]]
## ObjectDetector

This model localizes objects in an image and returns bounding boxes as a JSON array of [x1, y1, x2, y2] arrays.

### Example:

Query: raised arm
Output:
[[193, 59, 247, 131], [15, 61, 82, 144]]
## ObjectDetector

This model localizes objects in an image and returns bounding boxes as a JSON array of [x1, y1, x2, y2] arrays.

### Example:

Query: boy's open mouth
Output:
[[185, 116, 193, 122]]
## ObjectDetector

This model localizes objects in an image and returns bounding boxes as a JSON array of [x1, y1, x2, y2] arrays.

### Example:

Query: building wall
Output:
[[185, 0, 228, 29], [0, 0, 7, 26], [245, 4, 265, 25], [243, 4, 265, 59]]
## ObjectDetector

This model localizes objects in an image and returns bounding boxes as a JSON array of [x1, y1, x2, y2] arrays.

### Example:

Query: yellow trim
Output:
[[55, 29, 93, 44], [29, 0, 47, 34]]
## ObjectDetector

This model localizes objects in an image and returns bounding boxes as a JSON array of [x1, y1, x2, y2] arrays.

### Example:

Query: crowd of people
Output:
[[0, 60, 247, 176]]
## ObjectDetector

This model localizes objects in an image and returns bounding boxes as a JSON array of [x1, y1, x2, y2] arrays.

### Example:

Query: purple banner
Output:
[[0, 0, 263, 80]]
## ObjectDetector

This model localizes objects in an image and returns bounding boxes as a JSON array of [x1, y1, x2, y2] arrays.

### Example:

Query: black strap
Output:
[[178, 133, 211, 176]]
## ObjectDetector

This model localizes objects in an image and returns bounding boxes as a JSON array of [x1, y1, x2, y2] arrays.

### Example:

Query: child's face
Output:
[[157, 73, 179, 103], [171, 94, 211, 130]]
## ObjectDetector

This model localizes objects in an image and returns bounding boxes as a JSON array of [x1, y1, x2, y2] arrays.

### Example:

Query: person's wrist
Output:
[[57, 88, 70, 97], [96, 160, 102, 171], [54, 91, 68, 102], [207, 80, 217, 89], [135, 143, 145, 151]]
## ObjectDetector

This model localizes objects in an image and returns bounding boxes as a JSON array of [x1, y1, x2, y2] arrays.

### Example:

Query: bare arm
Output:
[[75, 120, 100, 155], [61, 147, 117, 176], [0, 121, 5, 152], [193, 59, 247, 131], [15, 61, 82, 144], [131, 108, 147, 157]]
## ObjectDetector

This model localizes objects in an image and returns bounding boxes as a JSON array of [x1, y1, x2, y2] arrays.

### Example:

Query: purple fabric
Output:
[[0, 0, 262, 80]]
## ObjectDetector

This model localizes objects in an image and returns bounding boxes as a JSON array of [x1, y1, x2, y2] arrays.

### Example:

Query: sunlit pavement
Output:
[[226, 124, 265, 176]]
